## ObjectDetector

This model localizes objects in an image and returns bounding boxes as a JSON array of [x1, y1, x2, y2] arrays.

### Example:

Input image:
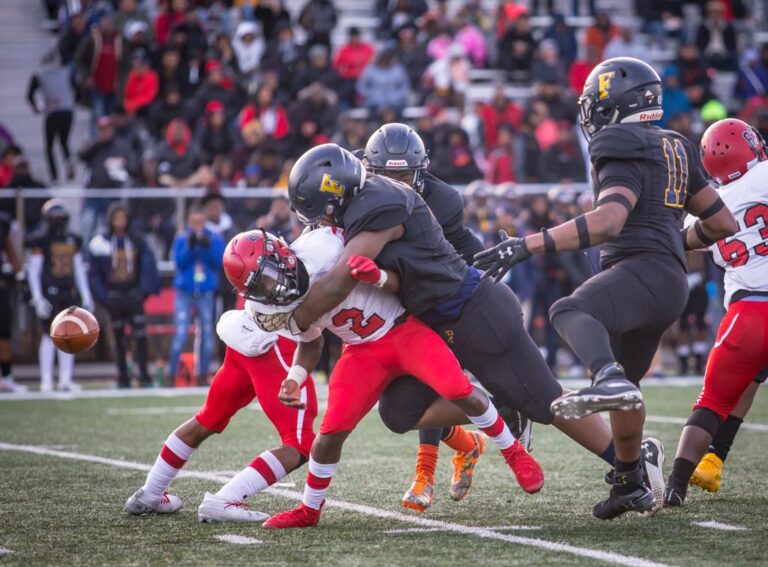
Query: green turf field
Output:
[[0, 384, 766, 566]]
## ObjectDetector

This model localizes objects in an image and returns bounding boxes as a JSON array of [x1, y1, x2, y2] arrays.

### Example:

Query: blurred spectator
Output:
[[541, 123, 585, 183], [734, 48, 768, 102], [543, 14, 577, 70], [168, 205, 224, 385], [603, 24, 645, 61], [531, 81, 575, 123], [113, 105, 147, 163], [232, 119, 265, 173], [292, 44, 342, 95], [155, 0, 188, 46], [659, 67, 692, 128], [119, 21, 154, 98], [498, 14, 536, 82], [58, 12, 87, 66], [123, 49, 159, 117], [262, 24, 303, 92], [114, 0, 153, 42], [332, 111, 371, 151], [696, 1, 738, 71], [676, 43, 714, 108], [357, 49, 410, 114], [424, 44, 471, 109], [463, 181, 495, 236], [378, 0, 428, 39], [294, 82, 339, 136], [89, 202, 159, 388], [514, 108, 543, 182], [0, 145, 22, 189], [147, 86, 185, 139], [333, 27, 376, 106], [253, 0, 291, 42], [531, 39, 568, 86], [299, 0, 337, 51], [568, 44, 600, 94], [453, 11, 487, 68], [232, 21, 265, 80], [75, 13, 122, 133], [584, 12, 618, 60], [431, 126, 482, 184], [496, 1, 529, 40], [635, 0, 684, 48], [196, 100, 234, 165], [393, 23, 431, 91], [156, 119, 210, 188], [485, 124, 516, 183], [256, 195, 300, 241], [156, 47, 190, 97], [239, 85, 290, 142], [479, 84, 522, 150], [27, 50, 76, 183], [189, 59, 239, 120]]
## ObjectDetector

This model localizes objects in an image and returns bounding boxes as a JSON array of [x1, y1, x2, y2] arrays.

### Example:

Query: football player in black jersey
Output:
[[26, 199, 95, 392], [474, 57, 737, 519], [259, 144, 635, 510]]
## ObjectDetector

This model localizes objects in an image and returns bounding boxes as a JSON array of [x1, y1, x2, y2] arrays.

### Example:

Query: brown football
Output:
[[50, 306, 100, 354]]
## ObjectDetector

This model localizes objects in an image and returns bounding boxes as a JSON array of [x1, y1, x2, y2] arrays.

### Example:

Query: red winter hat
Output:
[[205, 59, 222, 73], [205, 100, 224, 114]]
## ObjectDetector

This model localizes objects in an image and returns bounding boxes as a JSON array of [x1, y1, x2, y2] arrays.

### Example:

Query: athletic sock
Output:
[[442, 426, 478, 453], [39, 335, 55, 390], [599, 442, 616, 466], [302, 457, 337, 510], [216, 451, 287, 502], [57, 349, 74, 388], [550, 309, 615, 376], [0, 361, 11, 378], [142, 433, 195, 502], [414, 444, 438, 482], [668, 457, 696, 497], [418, 427, 443, 447], [709, 415, 743, 462], [467, 403, 515, 451]]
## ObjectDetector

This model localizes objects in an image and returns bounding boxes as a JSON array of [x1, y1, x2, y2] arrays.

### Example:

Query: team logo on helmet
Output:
[[319, 173, 345, 197], [743, 127, 761, 153], [598, 71, 616, 100]]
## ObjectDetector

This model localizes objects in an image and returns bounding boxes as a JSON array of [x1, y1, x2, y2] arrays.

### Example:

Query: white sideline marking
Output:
[[215, 534, 263, 545], [646, 415, 768, 433], [0, 442, 671, 567], [0, 546, 13, 555], [691, 521, 748, 532], [386, 525, 541, 534]]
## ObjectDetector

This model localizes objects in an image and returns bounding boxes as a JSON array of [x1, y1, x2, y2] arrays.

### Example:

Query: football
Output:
[[50, 306, 100, 355]]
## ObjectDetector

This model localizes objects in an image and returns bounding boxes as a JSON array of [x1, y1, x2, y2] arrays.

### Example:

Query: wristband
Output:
[[376, 270, 388, 289], [542, 228, 556, 253], [286, 365, 308, 387]]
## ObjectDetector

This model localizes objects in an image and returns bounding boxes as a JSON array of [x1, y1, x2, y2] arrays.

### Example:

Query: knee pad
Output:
[[377, 392, 417, 434], [686, 407, 721, 437], [548, 296, 582, 325]]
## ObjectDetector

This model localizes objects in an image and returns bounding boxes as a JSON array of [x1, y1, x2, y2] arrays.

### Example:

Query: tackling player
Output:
[[474, 57, 737, 518], [665, 118, 768, 507]]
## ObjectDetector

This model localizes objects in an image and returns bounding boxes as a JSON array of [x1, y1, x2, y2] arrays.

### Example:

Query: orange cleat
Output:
[[449, 432, 486, 501], [401, 472, 435, 512], [262, 502, 323, 529], [502, 440, 544, 494]]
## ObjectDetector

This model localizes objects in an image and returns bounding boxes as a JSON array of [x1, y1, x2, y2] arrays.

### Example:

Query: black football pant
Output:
[[108, 294, 150, 387], [379, 279, 563, 433], [549, 253, 689, 385]]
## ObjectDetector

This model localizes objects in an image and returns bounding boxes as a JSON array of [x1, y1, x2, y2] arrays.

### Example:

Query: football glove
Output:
[[32, 297, 53, 319], [473, 230, 532, 283], [347, 255, 387, 287]]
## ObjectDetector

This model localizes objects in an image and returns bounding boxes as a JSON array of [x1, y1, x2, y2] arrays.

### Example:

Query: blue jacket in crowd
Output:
[[171, 228, 225, 294], [88, 231, 161, 303]]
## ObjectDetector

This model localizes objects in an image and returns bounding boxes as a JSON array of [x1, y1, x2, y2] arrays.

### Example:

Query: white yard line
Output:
[[386, 525, 542, 534], [214, 535, 263, 545], [691, 520, 748, 532], [0, 441, 671, 567], [646, 416, 768, 432], [0, 547, 13, 555]]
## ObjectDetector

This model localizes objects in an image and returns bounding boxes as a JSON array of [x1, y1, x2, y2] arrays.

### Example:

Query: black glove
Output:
[[473, 230, 532, 283]]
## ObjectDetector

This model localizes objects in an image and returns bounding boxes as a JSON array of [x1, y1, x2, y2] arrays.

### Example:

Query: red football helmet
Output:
[[222, 229, 304, 306], [700, 118, 767, 185]]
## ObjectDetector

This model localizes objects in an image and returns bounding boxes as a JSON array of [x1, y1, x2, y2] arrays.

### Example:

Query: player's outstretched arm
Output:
[[682, 185, 737, 250], [291, 225, 405, 331], [279, 334, 324, 409]]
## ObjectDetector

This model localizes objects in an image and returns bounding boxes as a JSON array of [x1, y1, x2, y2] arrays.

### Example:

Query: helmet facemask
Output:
[[242, 230, 307, 306], [367, 162, 427, 194]]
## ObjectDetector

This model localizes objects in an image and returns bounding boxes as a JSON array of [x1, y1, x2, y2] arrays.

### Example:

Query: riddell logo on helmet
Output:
[[639, 111, 663, 121], [385, 159, 409, 167]]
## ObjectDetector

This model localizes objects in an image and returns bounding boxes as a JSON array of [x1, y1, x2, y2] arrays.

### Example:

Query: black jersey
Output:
[[0, 211, 10, 247], [421, 173, 485, 264], [26, 229, 81, 291], [589, 123, 708, 270], [343, 174, 468, 315]]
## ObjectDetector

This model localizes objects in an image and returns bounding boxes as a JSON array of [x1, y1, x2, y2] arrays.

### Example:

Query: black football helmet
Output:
[[288, 143, 365, 225], [578, 57, 663, 140], [42, 198, 70, 224], [363, 123, 429, 194]]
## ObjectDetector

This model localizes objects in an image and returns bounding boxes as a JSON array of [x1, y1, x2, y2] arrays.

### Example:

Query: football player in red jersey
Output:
[[665, 119, 768, 507]]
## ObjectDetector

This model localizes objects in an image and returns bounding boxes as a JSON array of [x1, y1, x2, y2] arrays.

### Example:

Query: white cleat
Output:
[[0, 377, 28, 393], [640, 437, 666, 515], [124, 488, 183, 515], [59, 382, 82, 392], [197, 492, 270, 523]]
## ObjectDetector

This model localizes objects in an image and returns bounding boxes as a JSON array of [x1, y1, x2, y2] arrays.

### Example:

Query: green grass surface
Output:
[[0, 385, 766, 566]]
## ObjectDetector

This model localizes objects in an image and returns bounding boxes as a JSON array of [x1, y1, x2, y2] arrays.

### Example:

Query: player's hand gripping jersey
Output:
[[244, 227, 405, 345]]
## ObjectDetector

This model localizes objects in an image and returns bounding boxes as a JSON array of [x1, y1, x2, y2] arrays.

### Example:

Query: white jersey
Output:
[[245, 227, 406, 345], [687, 160, 768, 307]]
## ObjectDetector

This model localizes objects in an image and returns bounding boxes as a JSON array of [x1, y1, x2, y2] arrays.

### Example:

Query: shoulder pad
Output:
[[343, 175, 414, 237], [589, 124, 650, 162]]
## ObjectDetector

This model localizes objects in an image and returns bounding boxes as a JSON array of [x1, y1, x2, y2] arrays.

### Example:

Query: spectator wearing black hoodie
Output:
[[89, 202, 160, 388], [299, 0, 337, 50], [195, 100, 234, 164]]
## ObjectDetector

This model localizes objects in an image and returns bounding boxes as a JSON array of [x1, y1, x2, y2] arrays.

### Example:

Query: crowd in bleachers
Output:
[[1, 0, 764, 377]]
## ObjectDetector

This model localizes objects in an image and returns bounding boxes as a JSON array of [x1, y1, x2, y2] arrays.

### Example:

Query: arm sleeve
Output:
[[27, 253, 44, 302], [73, 252, 94, 305], [594, 159, 645, 197]]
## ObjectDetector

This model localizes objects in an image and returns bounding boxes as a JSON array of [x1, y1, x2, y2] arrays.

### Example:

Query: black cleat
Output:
[[550, 363, 643, 419], [640, 438, 665, 513], [663, 486, 686, 508], [593, 486, 655, 520]]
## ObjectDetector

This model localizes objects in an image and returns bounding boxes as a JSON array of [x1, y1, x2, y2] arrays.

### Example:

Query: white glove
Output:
[[82, 296, 95, 313], [32, 297, 53, 319]]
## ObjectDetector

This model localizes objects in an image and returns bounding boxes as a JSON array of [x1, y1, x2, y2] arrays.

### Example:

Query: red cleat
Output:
[[262, 502, 323, 529], [502, 440, 544, 494]]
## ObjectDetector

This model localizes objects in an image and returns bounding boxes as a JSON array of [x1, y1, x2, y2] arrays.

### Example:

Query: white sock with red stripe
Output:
[[302, 457, 337, 510], [467, 403, 516, 452], [216, 451, 288, 502], [141, 433, 195, 502]]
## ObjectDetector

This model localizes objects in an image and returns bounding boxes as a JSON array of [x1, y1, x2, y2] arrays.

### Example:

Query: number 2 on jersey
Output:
[[717, 204, 768, 267], [661, 137, 689, 208], [331, 308, 386, 339]]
